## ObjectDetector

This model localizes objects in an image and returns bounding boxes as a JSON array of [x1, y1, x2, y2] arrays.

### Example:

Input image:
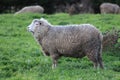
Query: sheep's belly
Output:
[[59, 50, 85, 58], [57, 45, 84, 58]]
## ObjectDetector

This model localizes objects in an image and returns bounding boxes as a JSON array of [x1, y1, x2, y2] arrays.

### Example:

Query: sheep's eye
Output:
[[39, 22, 42, 25]]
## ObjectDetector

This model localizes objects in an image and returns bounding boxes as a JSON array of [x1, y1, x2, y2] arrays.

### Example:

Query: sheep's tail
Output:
[[99, 33, 103, 55], [97, 33, 104, 69], [95, 33, 102, 58]]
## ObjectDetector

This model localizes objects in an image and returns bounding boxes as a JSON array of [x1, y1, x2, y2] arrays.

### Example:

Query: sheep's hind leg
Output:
[[98, 55, 104, 69], [90, 57, 98, 69], [86, 52, 99, 69]]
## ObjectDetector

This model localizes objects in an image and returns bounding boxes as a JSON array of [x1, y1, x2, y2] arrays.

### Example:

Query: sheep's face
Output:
[[28, 18, 51, 34], [28, 19, 40, 33]]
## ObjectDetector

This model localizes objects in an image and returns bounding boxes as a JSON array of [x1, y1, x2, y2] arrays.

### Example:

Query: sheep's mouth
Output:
[[29, 30, 34, 34], [30, 31, 34, 34], [27, 29, 34, 34]]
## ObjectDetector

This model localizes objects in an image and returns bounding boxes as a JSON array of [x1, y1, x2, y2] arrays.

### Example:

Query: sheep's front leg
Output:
[[51, 54, 59, 69], [52, 59, 57, 69]]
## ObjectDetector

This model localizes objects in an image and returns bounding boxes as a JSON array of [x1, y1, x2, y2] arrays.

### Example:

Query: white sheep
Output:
[[27, 18, 104, 69]]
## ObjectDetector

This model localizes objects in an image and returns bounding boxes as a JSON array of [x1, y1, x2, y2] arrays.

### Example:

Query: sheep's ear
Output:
[[40, 18, 45, 20]]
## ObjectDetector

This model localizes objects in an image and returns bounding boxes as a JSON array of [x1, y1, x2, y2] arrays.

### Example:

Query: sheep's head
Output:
[[27, 18, 51, 34]]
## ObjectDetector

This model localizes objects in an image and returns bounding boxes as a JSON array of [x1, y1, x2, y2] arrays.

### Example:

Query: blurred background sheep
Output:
[[14, 5, 44, 15], [27, 18, 104, 69], [100, 3, 120, 14], [0, 0, 120, 14]]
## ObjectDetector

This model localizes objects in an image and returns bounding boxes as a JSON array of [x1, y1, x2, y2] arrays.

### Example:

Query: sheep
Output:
[[100, 3, 120, 14], [27, 18, 104, 69], [15, 5, 44, 15]]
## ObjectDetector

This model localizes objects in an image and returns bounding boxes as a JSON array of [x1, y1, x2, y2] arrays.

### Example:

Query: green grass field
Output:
[[0, 13, 120, 80]]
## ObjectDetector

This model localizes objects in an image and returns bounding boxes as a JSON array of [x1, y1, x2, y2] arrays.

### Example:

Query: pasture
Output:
[[0, 13, 120, 80]]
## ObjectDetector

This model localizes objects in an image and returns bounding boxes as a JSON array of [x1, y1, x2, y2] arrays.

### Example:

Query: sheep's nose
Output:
[[27, 26, 31, 31], [27, 26, 34, 34]]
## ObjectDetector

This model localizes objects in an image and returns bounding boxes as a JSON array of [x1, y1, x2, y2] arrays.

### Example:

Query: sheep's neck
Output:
[[34, 31, 48, 45], [34, 25, 51, 45]]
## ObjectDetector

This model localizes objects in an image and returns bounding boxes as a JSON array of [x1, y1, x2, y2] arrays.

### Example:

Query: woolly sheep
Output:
[[15, 5, 44, 15], [27, 18, 104, 69], [100, 3, 120, 14]]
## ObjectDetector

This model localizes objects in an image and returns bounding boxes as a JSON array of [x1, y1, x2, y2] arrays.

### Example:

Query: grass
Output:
[[0, 13, 120, 80]]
